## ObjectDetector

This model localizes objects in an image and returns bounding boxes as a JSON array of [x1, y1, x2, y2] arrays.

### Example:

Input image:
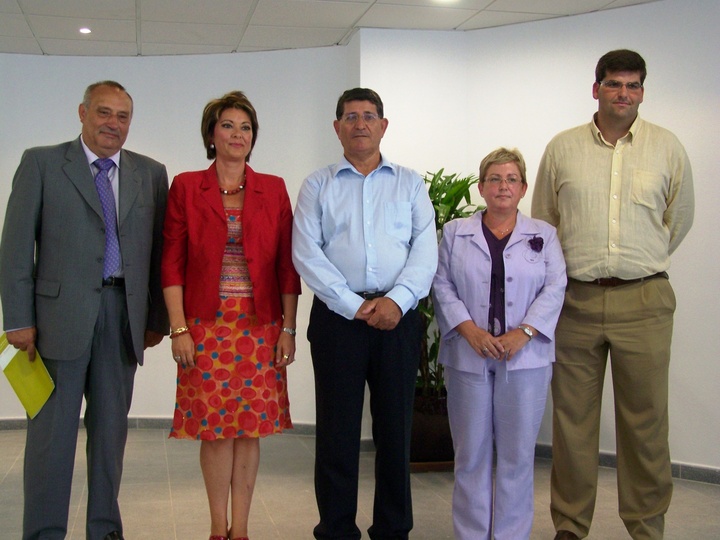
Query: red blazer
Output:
[[161, 162, 301, 324]]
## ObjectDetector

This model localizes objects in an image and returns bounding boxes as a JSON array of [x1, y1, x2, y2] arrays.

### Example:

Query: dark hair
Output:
[[479, 147, 527, 185], [201, 91, 259, 161], [595, 49, 647, 84], [335, 88, 384, 120], [82, 80, 133, 112]]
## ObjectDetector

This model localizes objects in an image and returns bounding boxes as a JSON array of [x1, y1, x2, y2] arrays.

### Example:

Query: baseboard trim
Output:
[[534, 443, 720, 485], [1, 418, 716, 485]]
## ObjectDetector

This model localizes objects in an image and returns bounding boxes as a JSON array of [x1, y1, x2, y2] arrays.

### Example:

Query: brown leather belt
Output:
[[573, 272, 668, 287]]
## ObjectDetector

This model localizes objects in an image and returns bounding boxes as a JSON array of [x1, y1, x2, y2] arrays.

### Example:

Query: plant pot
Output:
[[410, 394, 454, 471]]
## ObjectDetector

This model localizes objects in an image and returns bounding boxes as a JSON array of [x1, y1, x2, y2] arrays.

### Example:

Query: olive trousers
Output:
[[550, 277, 675, 540]]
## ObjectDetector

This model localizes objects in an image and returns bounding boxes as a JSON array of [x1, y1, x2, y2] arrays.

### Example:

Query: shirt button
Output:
[[507, 277, 513, 282]]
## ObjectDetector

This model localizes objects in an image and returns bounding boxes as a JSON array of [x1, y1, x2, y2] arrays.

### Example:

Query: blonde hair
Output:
[[479, 147, 527, 185]]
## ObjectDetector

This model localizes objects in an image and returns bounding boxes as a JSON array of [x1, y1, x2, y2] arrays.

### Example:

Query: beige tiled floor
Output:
[[1, 428, 719, 539]]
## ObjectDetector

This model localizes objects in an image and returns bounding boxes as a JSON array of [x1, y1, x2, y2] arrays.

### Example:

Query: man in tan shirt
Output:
[[532, 50, 694, 540]]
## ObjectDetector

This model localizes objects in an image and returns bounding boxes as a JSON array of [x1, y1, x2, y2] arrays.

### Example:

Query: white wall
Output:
[[0, 45, 355, 429], [358, 0, 719, 469], [1, 0, 717, 469]]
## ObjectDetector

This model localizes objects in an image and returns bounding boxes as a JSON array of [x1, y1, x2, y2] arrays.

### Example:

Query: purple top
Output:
[[482, 221, 510, 336]]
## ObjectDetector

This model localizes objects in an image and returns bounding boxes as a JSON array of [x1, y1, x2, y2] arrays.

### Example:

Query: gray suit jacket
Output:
[[0, 136, 169, 364]]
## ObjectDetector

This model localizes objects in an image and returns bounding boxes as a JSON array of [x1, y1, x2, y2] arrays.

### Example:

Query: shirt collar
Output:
[[591, 114, 643, 146], [333, 154, 395, 178], [80, 135, 121, 169]]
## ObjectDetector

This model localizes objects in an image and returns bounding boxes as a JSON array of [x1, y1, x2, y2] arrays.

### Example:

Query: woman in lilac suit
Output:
[[433, 148, 566, 539]]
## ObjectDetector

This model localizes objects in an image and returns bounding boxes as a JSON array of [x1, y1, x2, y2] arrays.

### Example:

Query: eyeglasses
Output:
[[485, 176, 522, 186], [599, 80, 643, 91], [340, 112, 380, 125]]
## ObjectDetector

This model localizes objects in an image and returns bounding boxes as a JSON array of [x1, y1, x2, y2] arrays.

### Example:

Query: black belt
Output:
[[102, 276, 125, 287], [359, 291, 387, 300], [573, 272, 668, 287]]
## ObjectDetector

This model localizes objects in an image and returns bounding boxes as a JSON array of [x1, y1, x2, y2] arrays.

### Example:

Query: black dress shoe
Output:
[[104, 532, 124, 540], [554, 531, 580, 540]]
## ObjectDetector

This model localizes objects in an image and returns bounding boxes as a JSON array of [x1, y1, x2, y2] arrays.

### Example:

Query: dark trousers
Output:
[[309, 296, 421, 540], [23, 287, 137, 540]]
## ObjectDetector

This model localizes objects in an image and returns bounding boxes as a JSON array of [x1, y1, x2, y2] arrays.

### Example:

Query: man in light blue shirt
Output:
[[292, 88, 437, 540]]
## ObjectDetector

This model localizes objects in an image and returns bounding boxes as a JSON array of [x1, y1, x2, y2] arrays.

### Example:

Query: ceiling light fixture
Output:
[[79, 27, 91, 34]]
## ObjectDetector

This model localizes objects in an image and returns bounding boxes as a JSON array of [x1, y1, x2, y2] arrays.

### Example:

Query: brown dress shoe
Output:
[[104, 533, 124, 540], [554, 531, 580, 540]]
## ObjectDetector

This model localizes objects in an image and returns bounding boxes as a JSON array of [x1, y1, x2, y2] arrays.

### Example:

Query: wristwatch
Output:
[[518, 325, 533, 340], [282, 327, 297, 336]]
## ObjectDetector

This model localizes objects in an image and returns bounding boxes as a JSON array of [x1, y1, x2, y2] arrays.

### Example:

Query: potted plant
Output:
[[410, 169, 482, 468]]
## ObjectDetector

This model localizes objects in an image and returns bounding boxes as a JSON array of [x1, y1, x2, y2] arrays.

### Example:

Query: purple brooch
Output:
[[529, 236, 544, 252]]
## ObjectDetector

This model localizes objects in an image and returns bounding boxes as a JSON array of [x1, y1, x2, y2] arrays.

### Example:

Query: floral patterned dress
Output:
[[169, 208, 292, 440]]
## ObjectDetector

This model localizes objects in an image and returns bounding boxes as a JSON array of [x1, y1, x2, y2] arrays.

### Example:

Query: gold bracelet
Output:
[[169, 326, 189, 339]]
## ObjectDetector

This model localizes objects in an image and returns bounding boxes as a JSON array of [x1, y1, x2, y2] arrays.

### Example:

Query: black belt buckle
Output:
[[360, 291, 386, 300], [102, 276, 125, 287]]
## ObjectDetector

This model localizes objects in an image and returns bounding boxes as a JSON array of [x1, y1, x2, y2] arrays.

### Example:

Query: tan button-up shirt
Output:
[[532, 115, 694, 281]]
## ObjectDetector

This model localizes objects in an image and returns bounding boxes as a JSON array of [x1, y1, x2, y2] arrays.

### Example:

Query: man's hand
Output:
[[354, 299, 375, 322], [144, 330, 164, 349], [6, 327, 38, 361], [364, 297, 402, 331]]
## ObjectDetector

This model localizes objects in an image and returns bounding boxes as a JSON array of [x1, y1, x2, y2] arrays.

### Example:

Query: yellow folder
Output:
[[0, 333, 54, 419]]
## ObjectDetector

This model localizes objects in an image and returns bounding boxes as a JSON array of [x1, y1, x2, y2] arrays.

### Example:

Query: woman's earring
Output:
[[210, 143, 215, 150]]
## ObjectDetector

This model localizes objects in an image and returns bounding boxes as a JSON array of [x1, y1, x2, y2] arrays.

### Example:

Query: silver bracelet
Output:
[[282, 327, 297, 336]]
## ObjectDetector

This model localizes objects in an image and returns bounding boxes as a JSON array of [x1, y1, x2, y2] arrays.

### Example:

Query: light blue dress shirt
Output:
[[292, 155, 438, 320]]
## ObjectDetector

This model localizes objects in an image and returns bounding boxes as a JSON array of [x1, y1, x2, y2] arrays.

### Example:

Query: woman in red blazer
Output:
[[161, 91, 301, 540]]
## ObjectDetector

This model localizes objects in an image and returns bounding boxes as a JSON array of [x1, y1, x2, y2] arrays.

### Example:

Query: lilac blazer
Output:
[[432, 211, 566, 372]]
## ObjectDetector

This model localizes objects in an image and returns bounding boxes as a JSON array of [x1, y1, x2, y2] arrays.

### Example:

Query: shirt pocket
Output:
[[631, 169, 666, 211], [384, 201, 412, 242]]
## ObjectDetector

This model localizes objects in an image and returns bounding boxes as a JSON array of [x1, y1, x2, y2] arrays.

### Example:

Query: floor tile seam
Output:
[[161, 429, 180, 540], [67, 481, 88, 538], [0, 449, 23, 485], [255, 493, 283, 537]]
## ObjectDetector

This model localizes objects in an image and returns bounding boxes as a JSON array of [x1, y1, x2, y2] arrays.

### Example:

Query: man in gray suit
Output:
[[0, 81, 169, 540]]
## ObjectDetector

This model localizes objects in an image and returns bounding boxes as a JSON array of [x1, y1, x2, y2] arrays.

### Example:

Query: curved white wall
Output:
[[1, 0, 717, 470]]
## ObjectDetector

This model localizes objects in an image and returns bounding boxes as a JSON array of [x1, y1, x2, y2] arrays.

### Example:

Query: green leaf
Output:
[[417, 169, 484, 394]]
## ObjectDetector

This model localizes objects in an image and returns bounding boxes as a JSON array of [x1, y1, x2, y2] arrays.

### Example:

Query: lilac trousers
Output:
[[446, 362, 551, 539]]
